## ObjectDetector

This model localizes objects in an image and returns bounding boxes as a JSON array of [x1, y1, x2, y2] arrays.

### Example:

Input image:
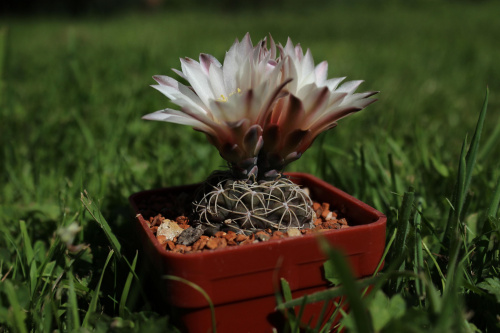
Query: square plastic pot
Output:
[[129, 172, 386, 332]]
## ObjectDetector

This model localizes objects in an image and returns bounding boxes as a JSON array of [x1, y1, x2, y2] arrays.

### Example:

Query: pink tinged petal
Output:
[[297, 124, 336, 154], [277, 94, 305, 135], [341, 91, 379, 107], [171, 68, 187, 80], [256, 78, 293, 125], [346, 96, 378, 109], [141, 109, 214, 134], [284, 151, 302, 164], [337, 80, 364, 94], [294, 43, 303, 61], [220, 143, 244, 163], [153, 75, 179, 88], [269, 97, 286, 125], [301, 86, 330, 126], [327, 91, 349, 107], [225, 119, 251, 147], [325, 77, 346, 91], [308, 106, 360, 138], [282, 129, 309, 156], [243, 124, 263, 157], [254, 136, 264, 155], [180, 57, 213, 105], [199, 53, 222, 76], [314, 61, 328, 86], [266, 60, 277, 72]]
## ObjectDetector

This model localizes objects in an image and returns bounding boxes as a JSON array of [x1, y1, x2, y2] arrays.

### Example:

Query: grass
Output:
[[1, 1, 500, 331]]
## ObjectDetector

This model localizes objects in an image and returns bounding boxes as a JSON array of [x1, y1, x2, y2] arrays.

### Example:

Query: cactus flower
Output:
[[143, 33, 377, 179]]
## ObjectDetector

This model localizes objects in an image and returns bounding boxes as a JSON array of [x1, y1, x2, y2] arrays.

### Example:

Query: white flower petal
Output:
[[200, 53, 222, 76], [337, 80, 364, 94], [180, 57, 213, 105], [142, 109, 212, 132], [208, 63, 227, 101], [325, 77, 346, 91], [314, 61, 328, 86], [151, 83, 207, 115]]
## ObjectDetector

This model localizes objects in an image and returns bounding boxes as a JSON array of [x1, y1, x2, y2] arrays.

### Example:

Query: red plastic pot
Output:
[[129, 172, 386, 332]]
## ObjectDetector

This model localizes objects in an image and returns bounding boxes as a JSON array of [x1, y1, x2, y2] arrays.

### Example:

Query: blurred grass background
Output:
[[1, 0, 500, 331], [2, 0, 499, 213]]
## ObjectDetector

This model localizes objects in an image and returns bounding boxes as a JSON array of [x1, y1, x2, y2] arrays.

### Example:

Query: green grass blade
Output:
[[0, 27, 6, 80], [413, 200, 424, 299], [3, 232, 27, 278], [293, 295, 308, 333], [42, 295, 53, 332], [393, 188, 415, 261], [164, 275, 216, 333], [2, 280, 28, 333], [450, 139, 468, 252], [318, 238, 373, 333], [388, 153, 399, 208], [80, 190, 122, 260], [19, 220, 34, 265], [487, 176, 500, 218], [66, 264, 81, 329], [373, 228, 397, 278], [82, 249, 114, 327], [314, 300, 331, 332], [20, 220, 38, 298], [119, 251, 138, 317], [422, 240, 446, 289], [464, 88, 489, 199], [389, 187, 414, 292], [277, 271, 417, 310], [280, 278, 297, 333]]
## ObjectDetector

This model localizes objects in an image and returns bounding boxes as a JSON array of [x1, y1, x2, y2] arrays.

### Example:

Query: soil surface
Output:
[[136, 191, 350, 254]]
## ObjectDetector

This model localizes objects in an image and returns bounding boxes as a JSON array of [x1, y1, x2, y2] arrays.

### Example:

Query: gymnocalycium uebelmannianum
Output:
[[143, 33, 377, 233]]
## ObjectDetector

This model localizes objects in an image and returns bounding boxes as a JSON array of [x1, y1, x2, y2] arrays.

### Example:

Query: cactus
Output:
[[144, 34, 377, 233], [194, 171, 314, 231]]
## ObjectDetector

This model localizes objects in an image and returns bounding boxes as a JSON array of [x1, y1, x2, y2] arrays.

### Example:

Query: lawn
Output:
[[1, 1, 499, 331]]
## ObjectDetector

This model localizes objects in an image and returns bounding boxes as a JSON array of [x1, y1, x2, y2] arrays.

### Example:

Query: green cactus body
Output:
[[194, 172, 314, 231]]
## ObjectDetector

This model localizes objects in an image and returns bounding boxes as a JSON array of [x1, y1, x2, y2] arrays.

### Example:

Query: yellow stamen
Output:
[[217, 88, 241, 102]]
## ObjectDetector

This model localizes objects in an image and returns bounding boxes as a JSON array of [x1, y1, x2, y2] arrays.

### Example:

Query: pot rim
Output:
[[129, 172, 386, 258]]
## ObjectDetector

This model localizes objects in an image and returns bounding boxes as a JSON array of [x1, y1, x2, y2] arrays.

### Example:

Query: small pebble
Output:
[[256, 231, 271, 242], [287, 228, 301, 237], [157, 220, 185, 241], [177, 227, 204, 246], [148, 199, 350, 253]]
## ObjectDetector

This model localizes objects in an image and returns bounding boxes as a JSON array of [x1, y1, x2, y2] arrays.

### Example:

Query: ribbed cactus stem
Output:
[[193, 171, 314, 231]]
